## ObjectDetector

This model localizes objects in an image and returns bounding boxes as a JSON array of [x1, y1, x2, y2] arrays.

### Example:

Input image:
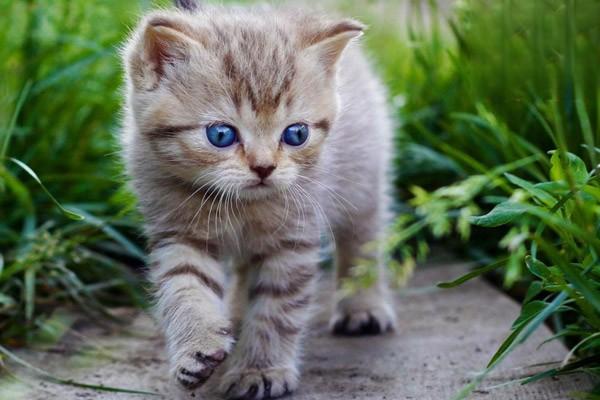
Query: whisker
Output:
[[298, 174, 357, 212], [272, 185, 291, 235], [288, 184, 306, 239], [165, 171, 215, 220], [304, 164, 371, 189], [294, 183, 335, 245], [227, 183, 243, 255]]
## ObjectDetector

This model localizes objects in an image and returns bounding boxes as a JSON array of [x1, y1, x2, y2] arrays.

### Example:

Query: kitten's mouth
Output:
[[242, 180, 278, 199], [247, 180, 271, 189]]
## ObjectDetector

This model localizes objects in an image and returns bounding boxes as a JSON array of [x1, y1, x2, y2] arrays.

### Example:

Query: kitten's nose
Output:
[[251, 165, 276, 180]]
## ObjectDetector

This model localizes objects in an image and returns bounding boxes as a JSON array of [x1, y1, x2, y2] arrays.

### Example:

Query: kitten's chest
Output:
[[179, 186, 325, 254], [217, 197, 320, 252]]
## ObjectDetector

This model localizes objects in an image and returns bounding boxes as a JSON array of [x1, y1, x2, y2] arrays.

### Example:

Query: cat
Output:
[[120, 0, 395, 398]]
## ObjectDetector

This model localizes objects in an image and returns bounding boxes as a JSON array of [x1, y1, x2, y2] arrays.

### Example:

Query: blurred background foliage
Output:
[[0, 0, 151, 346], [1, 0, 600, 397]]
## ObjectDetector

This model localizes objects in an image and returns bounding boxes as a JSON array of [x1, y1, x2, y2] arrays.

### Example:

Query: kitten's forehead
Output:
[[202, 15, 300, 116], [222, 30, 295, 113], [126, 7, 362, 132]]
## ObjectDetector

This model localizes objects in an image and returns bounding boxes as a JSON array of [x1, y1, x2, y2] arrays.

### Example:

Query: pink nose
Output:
[[251, 165, 276, 179]]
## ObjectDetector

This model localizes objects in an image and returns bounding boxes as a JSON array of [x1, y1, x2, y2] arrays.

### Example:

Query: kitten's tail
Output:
[[174, 0, 199, 12]]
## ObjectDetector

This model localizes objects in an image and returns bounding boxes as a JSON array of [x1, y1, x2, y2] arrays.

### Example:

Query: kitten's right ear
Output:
[[174, 0, 200, 12], [126, 14, 201, 91], [302, 19, 365, 71]]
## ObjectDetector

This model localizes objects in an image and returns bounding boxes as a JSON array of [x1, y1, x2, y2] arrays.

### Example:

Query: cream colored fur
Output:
[[121, 3, 395, 399]]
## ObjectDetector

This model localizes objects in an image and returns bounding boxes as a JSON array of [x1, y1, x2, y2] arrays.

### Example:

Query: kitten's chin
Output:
[[239, 183, 280, 201]]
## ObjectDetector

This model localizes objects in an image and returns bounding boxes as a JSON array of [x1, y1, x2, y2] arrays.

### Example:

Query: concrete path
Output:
[[0, 261, 593, 399]]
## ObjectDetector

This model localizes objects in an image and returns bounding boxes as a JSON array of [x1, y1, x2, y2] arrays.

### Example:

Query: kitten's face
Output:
[[125, 9, 362, 200]]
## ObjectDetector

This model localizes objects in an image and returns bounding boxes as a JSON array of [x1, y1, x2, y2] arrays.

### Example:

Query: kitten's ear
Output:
[[303, 19, 365, 70], [127, 14, 201, 90], [174, 0, 200, 12]]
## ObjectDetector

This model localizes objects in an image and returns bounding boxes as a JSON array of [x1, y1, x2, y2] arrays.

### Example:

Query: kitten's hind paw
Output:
[[330, 295, 396, 336], [220, 367, 298, 400]]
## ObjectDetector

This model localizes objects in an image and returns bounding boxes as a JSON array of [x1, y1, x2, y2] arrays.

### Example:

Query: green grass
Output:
[[375, 0, 600, 397], [1, 0, 600, 398], [0, 0, 156, 346]]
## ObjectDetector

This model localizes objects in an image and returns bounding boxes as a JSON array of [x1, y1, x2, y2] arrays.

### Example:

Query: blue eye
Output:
[[282, 123, 309, 146], [206, 124, 237, 148]]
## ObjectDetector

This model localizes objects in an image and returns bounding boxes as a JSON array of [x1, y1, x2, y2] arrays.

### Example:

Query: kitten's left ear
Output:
[[126, 14, 203, 91], [303, 19, 365, 70]]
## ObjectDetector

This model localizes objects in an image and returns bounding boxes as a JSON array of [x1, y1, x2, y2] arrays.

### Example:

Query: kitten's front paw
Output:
[[174, 349, 227, 389], [170, 327, 235, 390], [220, 367, 299, 400], [330, 294, 396, 336]]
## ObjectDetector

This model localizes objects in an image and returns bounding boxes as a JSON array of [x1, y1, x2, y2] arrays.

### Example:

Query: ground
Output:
[[0, 260, 593, 400]]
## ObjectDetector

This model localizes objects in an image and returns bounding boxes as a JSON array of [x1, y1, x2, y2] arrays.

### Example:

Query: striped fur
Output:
[[121, 3, 396, 400]]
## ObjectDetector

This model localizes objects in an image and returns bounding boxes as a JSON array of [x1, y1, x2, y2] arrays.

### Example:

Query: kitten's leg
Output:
[[219, 241, 319, 400], [149, 241, 234, 391], [226, 263, 251, 337], [330, 219, 397, 335]]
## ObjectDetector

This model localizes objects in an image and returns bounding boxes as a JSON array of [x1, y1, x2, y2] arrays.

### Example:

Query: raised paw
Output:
[[175, 349, 228, 389], [330, 295, 396, 336], [170, 327, 234, 390], [220, 367, 298, 400]]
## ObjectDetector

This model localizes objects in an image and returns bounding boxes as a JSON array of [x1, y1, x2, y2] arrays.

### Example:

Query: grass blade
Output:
[[537, 237, 600, 313], [437, 258, 507, 288], [1, 81, 32, 160], [24, 267, 35, 323], [452, 291, 568, 400], [0, 344, 159, 396], [71, 208, 146, 262], [522, 354, 600, 384], [9, 158, 84, 221]]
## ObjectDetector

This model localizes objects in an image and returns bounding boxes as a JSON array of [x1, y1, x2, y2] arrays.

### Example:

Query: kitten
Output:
[[121, 1, 395, 398]]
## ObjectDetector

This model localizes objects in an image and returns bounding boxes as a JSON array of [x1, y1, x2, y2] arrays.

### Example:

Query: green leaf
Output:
[[437, 258, 506, 288], [32, 50, 111, 95], [549, 151, 588, 185], [396, 142, 462, 183], [71, 208, 147, 262], [520, 204, 600, 253], [0, 293, 15, 308], [0, 166, 33, 213], [511, 301, 546, 329], [523, 281, 543, 304], [534, 181, 569, 194], [1, 81, 31, 159], [470, 202, 527, 227], [0, 345, 159, 396], [9, 158, 84, 220], [525, 256, 552, 280], [538, 238, 600, 313], [24, 267, 36, 322], [453, 294, 567, 399], [522, 354, 600, 384], [486, 291, 567, 368], [487, 323, 526, 368], [504, 173, 555, 206], [34, 309, 77, 344], [575, 79, 597, 166], [583, 184, 600, 202]]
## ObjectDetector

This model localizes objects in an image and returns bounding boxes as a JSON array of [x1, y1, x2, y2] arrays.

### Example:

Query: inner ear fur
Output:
[[302, 19, 365, 69]]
